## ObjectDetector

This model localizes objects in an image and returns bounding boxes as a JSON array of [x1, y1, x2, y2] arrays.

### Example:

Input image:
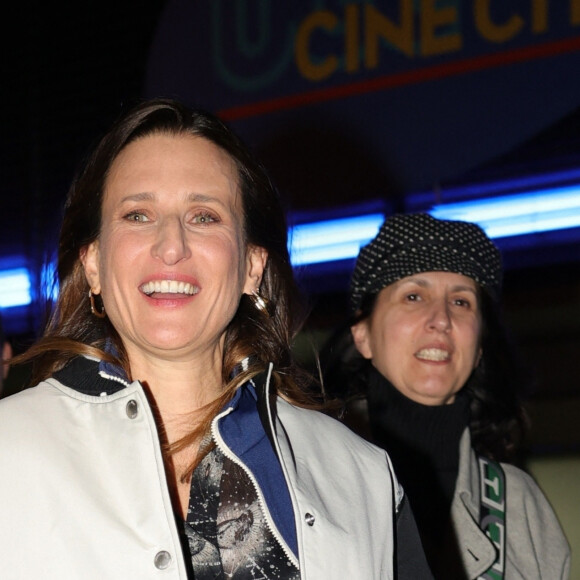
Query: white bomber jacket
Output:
[[0, 358, 402, 579]]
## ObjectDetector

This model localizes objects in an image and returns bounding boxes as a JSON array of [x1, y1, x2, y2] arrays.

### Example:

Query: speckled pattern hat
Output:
[[349, 213, 502, 312]]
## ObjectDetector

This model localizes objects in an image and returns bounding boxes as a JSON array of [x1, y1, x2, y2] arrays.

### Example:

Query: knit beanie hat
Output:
[[349, 213, 502, 312]]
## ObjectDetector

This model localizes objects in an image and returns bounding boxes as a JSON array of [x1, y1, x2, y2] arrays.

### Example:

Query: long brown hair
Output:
[[17, 98, 320, 476]]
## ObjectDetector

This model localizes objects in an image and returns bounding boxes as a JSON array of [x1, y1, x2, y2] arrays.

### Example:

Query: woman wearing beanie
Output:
[[322, 213, 570, 579]]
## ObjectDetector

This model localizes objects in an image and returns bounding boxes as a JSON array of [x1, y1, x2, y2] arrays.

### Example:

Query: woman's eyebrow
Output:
[[450, 285, 478, 294], [396, 278, 478, 294], [185, 192, 227, 208], [396, 277, 430, 289], [119, 192, 228, 208], [119, 192, 155, 203]]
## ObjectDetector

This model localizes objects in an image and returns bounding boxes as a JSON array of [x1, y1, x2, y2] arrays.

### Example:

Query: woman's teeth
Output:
[[140, 280, 199, 296], [416, 348, 450, 361]]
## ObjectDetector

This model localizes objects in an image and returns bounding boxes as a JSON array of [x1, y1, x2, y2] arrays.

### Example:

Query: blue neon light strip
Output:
[[288, 185, 580, 266], [3, 185, 580, 308], [429, 184, 580, 238], [289, 214, 384, 265], [0, 268, 32, 308]]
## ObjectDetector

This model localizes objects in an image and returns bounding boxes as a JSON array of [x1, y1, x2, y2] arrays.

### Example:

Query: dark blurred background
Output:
[[1, 2, 579, 562]]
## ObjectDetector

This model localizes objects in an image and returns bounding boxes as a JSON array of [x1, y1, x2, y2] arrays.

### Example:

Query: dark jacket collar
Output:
[[53, 356, 129, 396]]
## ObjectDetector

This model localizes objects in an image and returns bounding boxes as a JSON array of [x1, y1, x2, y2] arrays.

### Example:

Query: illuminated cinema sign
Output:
[[221, 0, 580, 116], [147, 1, 580, 195]]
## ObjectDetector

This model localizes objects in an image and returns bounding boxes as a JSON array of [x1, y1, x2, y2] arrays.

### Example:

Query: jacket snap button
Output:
[[126, 399, 139, 419], [304, 512, 315, 526], [154, 550, 172, 569]]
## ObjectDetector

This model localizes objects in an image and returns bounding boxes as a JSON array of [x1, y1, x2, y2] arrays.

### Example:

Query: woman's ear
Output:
[[350, 321, 373, 360], [80, 242, 101, 293], [2, 341, 12, 379], [244, 245, 268, 294], [475, 347, 483, 369]]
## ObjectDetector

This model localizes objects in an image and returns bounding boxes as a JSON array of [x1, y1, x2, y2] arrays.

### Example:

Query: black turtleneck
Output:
[[365, 366, 470, 575]]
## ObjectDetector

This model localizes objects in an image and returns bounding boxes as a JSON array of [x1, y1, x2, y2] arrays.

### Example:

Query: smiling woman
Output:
[[80, 134, 262, 382], [323, 213, 571, 579], [0, 99, 430, 579], [351, 271, 483, 406]]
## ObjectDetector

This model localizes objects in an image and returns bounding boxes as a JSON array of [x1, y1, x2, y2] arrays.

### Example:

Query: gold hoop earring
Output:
[[89, 290, 106, 319], [249, 290, 270, 316]]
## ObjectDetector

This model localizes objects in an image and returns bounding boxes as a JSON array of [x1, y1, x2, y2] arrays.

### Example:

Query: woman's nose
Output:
[[151, 216, 192, 264], [426, 300, 452, 332]]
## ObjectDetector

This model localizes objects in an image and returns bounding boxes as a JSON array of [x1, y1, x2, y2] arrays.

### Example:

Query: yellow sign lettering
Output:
[[421, 0, 462, 56], [571, 0, 580, 25], [365, 1, 414, 70], [345, 4, 360, 73], [475, 0, 524, 43], [531, 0, 548, 33], [295, 10, 339, 81]]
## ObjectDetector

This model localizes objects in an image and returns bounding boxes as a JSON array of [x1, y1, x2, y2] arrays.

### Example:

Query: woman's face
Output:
[[81, 133, 266, 366], [351, 271, 482, 406]]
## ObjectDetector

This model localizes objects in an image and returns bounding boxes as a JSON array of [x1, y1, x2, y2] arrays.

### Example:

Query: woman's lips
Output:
[[140, 279, 200, 297], [415, 347, 450, 362]]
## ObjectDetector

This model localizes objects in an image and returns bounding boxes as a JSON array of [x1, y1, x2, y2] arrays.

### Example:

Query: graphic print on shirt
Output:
[[184, 443, 299, 579]]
